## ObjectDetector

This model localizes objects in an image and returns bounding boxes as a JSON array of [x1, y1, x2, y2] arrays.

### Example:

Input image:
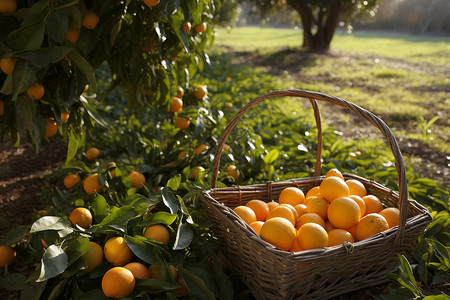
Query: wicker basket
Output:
[[200, 89, 432, 300]]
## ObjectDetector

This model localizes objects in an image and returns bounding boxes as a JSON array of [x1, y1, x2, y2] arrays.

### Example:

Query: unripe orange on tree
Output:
[[130, 171, 146, 188], [193, 85, 207, 99], [64, 174, 81, 189], [82, 241, 103, 273], [45, 118, 58, 138], [86, 147, 100, 160], [189, 166, 205, 179], [83, 173, 103, 194], [194, 22, 207, 33], [102, 267, 135, 298], [0, 246, 16, 267], [175, 116, 190, 130], [183, 22, 191, 34], [27, 82, 45, 100], [60, 112, 70, 123], [69, 207, 93, 228], [104, 236, 133, 266], [144, 224, 170, 245], [65, 27, 80, 43], [144, 0, 159, 7], [177, 150, 187, 160], [170, 97, 183, 112], [82, 10, 99, 29], [0, 56, 16, 74], [0, 0, 17, 14]]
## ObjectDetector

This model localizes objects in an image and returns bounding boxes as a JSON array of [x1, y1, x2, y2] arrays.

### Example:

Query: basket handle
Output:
[[211, 89, 408, 244]]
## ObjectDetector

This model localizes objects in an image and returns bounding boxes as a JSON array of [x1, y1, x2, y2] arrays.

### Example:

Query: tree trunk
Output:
[[287, 0, 344, 52]]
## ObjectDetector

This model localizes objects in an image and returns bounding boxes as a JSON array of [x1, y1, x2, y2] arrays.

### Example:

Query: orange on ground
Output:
[[124, 262, 150, 279], [319, 176, 349, 202], [267, 201, 279, 211], [324, 221, 336, 232], [102, 267, 135, 298], [260, 217, 296, 251], [355, 213, 389, 241], [245, 200, 269, 222], [305, 196, 328, 220], [0, 56, 16, 74], [86, 147, 100, 160], [61, 112, 70, 123], [327, 229, 354, 247], [144, 0, 159, 7], [249, 221, 264, 236], [69, 207, 92, 228], [346, 179, 367, 197], [194, 22, 207, 33], [82, 10, 99, 29], [130, 171, 146, 188], [83, 173, 103, 194], [65, 27, 80, 43], [82, 241, 103, 273], [144, 224, 170, 245], [193, 85, 207, 99], [183, 22, 191, 33], [189, 166, 204, 179], [45, 118, 58, 137], [349, 195, 366, 217], [226, 165, 240, 181], [325, 168, 344, 180], [0, 246, 16, 267], [379, 207, 400, 228], [194, 144, 207, 155], [0, 0, 16, 14], [362, 195, 383, 215], [266, 205, 296, 227], [149, 264, 177, 281], [64, 174, 81, 189], [294, 204, 307, 218], [297, 223, 328, 250], [104, 236, 133, 266], [170, 97, 183, 112], [233, 206, 257, 225], [278, 186, 305, 206], [295, 213, 325, 230], [305, 186, 321, 198], [175, 116, 190, 130], [327, 197, 361, 230], [27, 82, 44, 100]]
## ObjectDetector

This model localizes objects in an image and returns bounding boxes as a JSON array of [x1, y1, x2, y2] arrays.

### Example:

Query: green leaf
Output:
[[264, 149, 279, 164], [53, 0, 80, 10], [90, 194, 109, 223], [79, 96, 108, 127], [173, 223, 193, 250], [124, 235, 165, 265], [166, 174, 181, 191], [37, 245, 68, 282], [161, 188, 178, 214], [426, 238, 450, 268], [146, 211, 177, 226], [187, 0, 201, 24], [212, 255, 234, 300], [0, 226, 29, 246], [30, 216, 71, 233], [9, 20, 47, 51], [67, 51, 96, 91], [66, 132, 79, 163], [399, 254, 417, 286], [109, 20, 122, 47], [47, 278, 68, 300], [46, 9, 68, 42], [0, 273, 29, 290], [64, 237, 89, 267], [13, 46, 74, 69], [178, 266, 216, 300], [12, 60, 36, 100], [74, 289, 108, 300], [135, 278, 179, 291], [97, 206, 136, 227], [423, 295, 450, 300]]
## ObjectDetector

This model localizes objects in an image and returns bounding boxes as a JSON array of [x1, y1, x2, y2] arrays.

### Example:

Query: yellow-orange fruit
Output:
[[266, 205, 296, 227], [65, 27, 80, 43], [144, 0, 159, 7], [124, 262, 150, 279], [362, 195, 384, 215], [0, 246, 16, 267], [278, 187, 305, 206], [245, 200, 269, 222], [82, 241, 103, 273], [102, 267, 135, 298], [260, 217, 296, 251], [143, 224, 170, 245], [170, 97, 183, 112], [379, 207, 400, 228], [233, 206, 257, 225], [104, 236, 133, 266], [327, 197, 361, 230], [130, 171, 146, 188], [86, 147, 100, 160], [69, 207, 92, 228], [0, 56, 16, 75], [325, 168, 344, 180], [83, 173, 103, 195], [305, 196, 328, 220], [82, 10, 99, 29], [249, 221, 264, 236], [183, 22, 191, 33], [295, 213, 325, 230], [346, 179, 367, 197], [193, 85, 207, 99], [355, 213, 389, 241], [64, 174, 81, 189], [327, 229, 354, 247], [226, 165, 240, 181], [175, 116, 190, 130], [45, 118, 58, 138], [27, 82, 45, 100], [319, 176, 349, 202], [297, 223, 328, 250]]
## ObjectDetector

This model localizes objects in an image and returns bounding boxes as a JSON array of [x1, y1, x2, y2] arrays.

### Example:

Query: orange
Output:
[[175, 85, 184, 98], [305, 196, 328, 220], [294, 204, 307, 218], [175, 116, 190, 130], [104, 236, 133, 266], [233, 206, 257, 225], [149, 264, 177, 280], [362, 195, 383, 215], [324, 221, 336, 232], [327, 229, 354, 247], [144, 0, 159, 7], [82, 10, 99, 29], [249, 221, 264, 236], [83, 84, 89, 93], [0, 100, 3, 116], [346, 179, 367, 197], [303, 195, 325, 206], [102, 267, 135, 298], [295, 213, 325, 230], [305, 186, 321, 198], [280, 203, 299, 220], [45, 118, 57, 137], [194, 22, 207, 33], [194, 144, 207, 155], [193, 85, 207, 99], [260, 217, 296, 251], [297, 223, 328, 251], [177, 150, 187, 160], [105, 162, 117, 177], [170, 97, 183, 112], [355, 213, 389, 241], [183, 22, 191, 34], [278, 187, 305, 206], [0, 56, 16, 74], [60, 112, 70, 123], [226, 165, 240, 181], [0, 246, 16, 267], [0, 0, 16, 14], [82, 241, 103, 273], [65, 27, 80, 43], [266, 205, 296, 227], [83, 173, 103, 194], [189, 166, 204, 179], [379, 207, 400, 228], [223, 144, 231, 152], [64, 174, 81, 189], [267, 201, 279, 211], [86, 147, 100, 160], [124, 262, 150, 279], [245, 200, 269, 221], [349, 195, 366, 216], [319, 176, 349, 202], [27, 82, 45, 100], [325, 168, 344, 180], [69, 207, 93, 228], [143, 224, 170, 245], [327, 197, 361, 230], [289, 239, 302, 252], [130, 171, 146, 188], [225, 102, 233, 109]]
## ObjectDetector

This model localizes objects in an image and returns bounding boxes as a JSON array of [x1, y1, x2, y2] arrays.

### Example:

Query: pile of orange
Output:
[[233, 168, 400, 252]]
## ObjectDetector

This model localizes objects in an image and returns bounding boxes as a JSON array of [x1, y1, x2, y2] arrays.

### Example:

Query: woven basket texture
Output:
[[200, 89, 432, 300]]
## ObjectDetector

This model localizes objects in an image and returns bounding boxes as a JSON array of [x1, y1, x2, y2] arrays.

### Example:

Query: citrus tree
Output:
[[0, 0, 217, 153]]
